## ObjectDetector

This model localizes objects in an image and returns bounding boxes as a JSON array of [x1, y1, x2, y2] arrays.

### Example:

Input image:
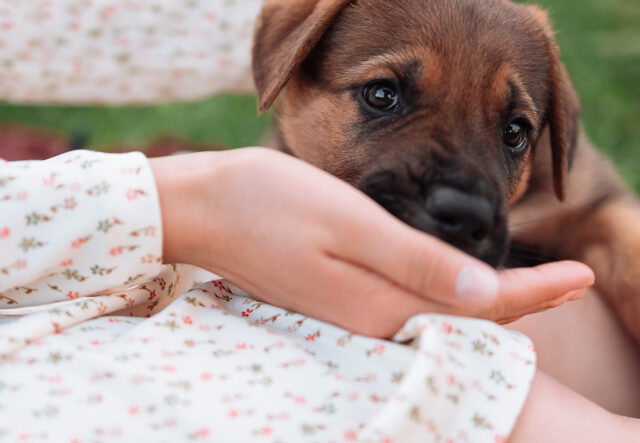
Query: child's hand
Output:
[[151, 148, 594, 338]]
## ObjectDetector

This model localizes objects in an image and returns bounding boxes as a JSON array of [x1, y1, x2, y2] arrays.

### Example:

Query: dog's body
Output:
[[251, 0, 640, 341]]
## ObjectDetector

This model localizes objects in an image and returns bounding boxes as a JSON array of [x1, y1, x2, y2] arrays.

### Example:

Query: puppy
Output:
[[251, 0, 640, 341]]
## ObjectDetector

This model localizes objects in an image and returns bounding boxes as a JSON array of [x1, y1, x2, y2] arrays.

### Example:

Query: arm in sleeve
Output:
[[0, 150, 163, 308], [0, 0, 264, 104]]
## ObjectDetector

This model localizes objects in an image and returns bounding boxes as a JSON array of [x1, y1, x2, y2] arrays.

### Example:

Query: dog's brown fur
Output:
[[252, 0, 640, 341]]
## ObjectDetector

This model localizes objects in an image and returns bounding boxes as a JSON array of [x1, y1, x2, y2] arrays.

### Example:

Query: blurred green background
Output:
[[0, 0, 638, 190]]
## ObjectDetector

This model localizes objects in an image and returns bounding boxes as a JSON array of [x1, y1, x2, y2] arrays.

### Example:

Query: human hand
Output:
[[151, 148, 594, 338]]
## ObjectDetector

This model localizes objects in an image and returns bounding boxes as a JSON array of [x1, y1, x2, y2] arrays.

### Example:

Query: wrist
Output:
[[150, 152, 214, 266]]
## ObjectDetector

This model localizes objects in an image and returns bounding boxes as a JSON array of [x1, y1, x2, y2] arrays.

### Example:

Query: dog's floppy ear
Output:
[[252, 0, 353, 114], [526, 6, 580, 201]]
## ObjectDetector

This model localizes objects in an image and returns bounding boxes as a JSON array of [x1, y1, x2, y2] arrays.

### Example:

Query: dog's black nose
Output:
[[425, 186, 494, 249]]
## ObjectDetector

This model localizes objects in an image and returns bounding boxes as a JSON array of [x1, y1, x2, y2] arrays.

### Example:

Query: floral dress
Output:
[[0, 1, 536, 442]]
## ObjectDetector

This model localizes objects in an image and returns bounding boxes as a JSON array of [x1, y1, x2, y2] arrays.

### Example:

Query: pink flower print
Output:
[[15, 260, 26, 269], [200, 372, 213, 382], [140, 253, 157, 264], [346, 392, 359, 401], [0, 226, 9, 239], [139, 225, 157, 237], [128, 405, 139, 416], [70, 438, 81, 443], [241, 308, 253, 317], [17, 433, 30, 442], [126, 188, 146, 200], [110, 246, 123, 256], [235, 342, 247, 350], [100, 5, 117, 20], [257, 427, 273, 436], [66, 291, 80, 300], [305, 330, 321, 342], [344, 430, 358, 441], [227, 409, 239, 418], [206, 11, 217, 21], [43, 173, 56, 187], [64, 197, 77, 210], [60, 259, 73, 267], [49, 375, 63, 383], [163, 365, 177, 373], [182, 316, 192, 325], [372, 344, 385, 355], [16, 191, 29, 200], [90, 340, 100, 346], [194, 428, 210, 439], [71, 236, 91, 249], [447, 374, 457, 386], [147, 290, 156, 301], [293, 396, 306, 405], [97, 302, 108, 315], [441, 322, 453, 334]]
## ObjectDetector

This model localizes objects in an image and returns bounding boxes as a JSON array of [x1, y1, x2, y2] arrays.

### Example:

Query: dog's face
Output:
[[253, 0, 579, 267]]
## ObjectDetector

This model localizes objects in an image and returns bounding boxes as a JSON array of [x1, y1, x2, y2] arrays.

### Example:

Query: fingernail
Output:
[[455, 266, 499, 303], [566, 288, 587, 301]]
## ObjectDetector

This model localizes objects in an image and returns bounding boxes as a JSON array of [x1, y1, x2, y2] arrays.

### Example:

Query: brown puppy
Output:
[[251, 0, 640, 342]]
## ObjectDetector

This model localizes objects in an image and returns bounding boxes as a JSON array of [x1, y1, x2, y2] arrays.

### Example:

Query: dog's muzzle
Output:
[[358, 170, 509, 267], [425, 185, 495, 253]]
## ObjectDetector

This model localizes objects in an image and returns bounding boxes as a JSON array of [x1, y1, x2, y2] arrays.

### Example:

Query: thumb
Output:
[[336, 212, 501, 306], [483, 261, 595, 321]]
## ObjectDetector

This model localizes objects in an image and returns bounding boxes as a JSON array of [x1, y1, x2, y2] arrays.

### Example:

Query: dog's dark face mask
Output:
[[253, 0, 579, 268]]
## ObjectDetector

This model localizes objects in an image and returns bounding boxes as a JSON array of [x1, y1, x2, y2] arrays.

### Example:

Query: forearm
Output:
[[510, 371, 640, 442]]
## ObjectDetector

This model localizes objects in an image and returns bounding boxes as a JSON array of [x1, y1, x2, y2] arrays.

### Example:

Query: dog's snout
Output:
[[425, 186, 494, 246]]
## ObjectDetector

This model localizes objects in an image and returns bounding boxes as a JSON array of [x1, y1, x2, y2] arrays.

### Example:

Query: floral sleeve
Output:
[[0, 150, 163, 309], [0, 0, 265, 104]]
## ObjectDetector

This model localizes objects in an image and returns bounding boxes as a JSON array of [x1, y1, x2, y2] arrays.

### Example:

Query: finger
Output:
[[331, 211, 500, 307], [495, 288, 587, 325], [309, 256, 450, 338], [484, 261, 595, 322]]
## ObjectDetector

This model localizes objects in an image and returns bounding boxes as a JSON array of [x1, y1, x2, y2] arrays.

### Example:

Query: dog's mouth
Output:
[[358, 171, 510, 268]]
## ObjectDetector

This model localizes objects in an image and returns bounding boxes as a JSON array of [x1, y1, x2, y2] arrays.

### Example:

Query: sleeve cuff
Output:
[[363, 314, 536, 442], [0, 150, 163, 308]]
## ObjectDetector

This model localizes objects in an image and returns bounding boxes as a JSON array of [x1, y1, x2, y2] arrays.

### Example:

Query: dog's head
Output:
[[252, 0, 580, 267]]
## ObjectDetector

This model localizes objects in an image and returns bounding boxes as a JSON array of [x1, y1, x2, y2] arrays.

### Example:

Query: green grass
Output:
[[520, 0, 640, 191], [0, 94, 270, 150], [0, 0, 638, 191]]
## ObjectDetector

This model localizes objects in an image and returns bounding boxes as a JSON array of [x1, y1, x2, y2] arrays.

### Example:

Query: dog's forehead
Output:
[[316, 0, 552, 103]]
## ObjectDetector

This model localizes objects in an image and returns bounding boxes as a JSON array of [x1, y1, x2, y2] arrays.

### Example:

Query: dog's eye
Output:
[[363, 82, 399, 111], [503, 120, 528, 152]]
